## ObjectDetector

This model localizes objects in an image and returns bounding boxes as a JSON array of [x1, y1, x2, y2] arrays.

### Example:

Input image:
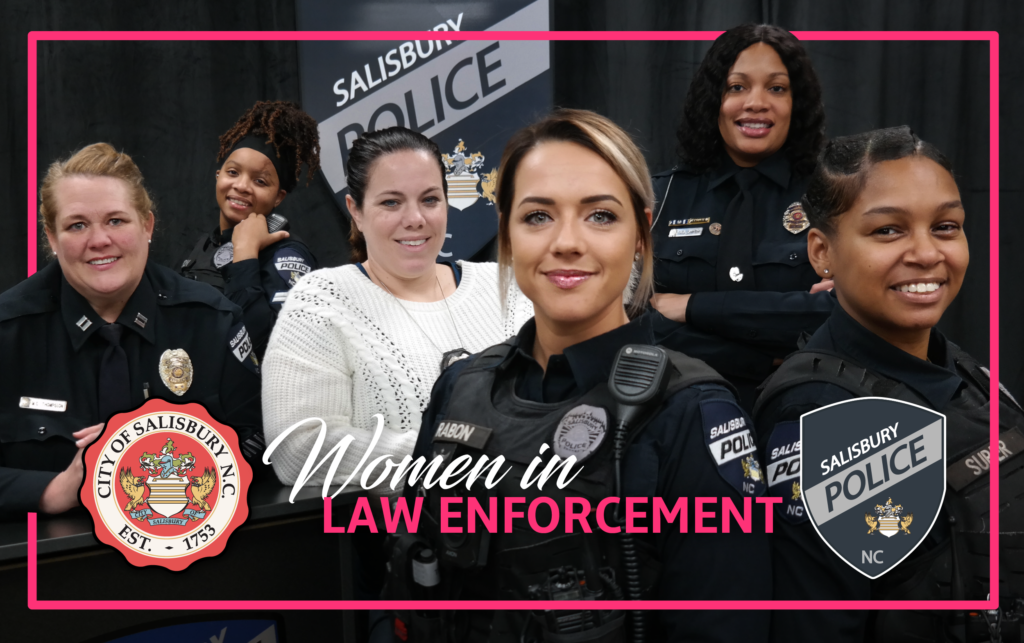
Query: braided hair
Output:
[[217, 100, 321, 192]]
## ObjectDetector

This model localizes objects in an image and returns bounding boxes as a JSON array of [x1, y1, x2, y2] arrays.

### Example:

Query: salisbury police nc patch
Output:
[[801, 397, 945, 579], [700, 399, 765, 496], [273, 249, 312, 287], [766, 421, 806, 524], [552, 404, 608, 463], [228, 322, 259, 375]]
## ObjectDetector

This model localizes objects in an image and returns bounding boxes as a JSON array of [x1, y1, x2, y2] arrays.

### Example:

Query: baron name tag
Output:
[[433, 420, 492, 450], [19, 396, 67, 412], [669, 227, 703, 238]]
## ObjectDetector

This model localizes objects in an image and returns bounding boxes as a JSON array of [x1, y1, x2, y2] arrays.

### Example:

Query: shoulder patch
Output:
[[273, 248, 312, 287], [700, 399, 765, 497], [228, 322, 259, 375], [765, 421, 807, 524]]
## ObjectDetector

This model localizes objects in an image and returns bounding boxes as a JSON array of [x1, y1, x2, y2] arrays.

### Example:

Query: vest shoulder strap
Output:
[[663, 349, 736, 397], [753, 350, 929, 418]]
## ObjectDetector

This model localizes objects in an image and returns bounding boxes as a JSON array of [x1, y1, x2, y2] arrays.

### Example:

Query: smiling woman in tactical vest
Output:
[[753, 126, 1024, 642], [177, 100, 322, 360], [388, 109, 771, 643]]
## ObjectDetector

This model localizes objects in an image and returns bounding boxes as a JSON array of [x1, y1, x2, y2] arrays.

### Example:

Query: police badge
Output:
[[782, 202, 810, 234], [800, 397, 945, 578], [213, 241, 234, 268], [159, 348, 193, 396]]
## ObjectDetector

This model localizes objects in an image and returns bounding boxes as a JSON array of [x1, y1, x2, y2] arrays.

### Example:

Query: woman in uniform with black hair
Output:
[[178, 100, 321, 359], [387, 109, 770, 643], [754, 126, 1024, 642], [650, 23, 832, 410]]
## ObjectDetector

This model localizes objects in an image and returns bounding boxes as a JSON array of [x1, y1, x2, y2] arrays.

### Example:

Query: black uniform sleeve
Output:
[[217, 312, 263, 446], [649, 311, 776, 382], [686, 289, 836, 356], [755, 382, 871, 643], [638, 384, 771, 642], [220, 242, 316, 359], [0, 468, 61, 519]]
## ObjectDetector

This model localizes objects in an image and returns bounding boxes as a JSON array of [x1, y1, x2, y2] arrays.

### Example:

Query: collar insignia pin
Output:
[[76, 315, 92, 331], [134, 313, 148, 329]]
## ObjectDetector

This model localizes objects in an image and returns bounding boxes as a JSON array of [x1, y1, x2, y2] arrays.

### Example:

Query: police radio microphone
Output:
[[607, 345, 672, 643]]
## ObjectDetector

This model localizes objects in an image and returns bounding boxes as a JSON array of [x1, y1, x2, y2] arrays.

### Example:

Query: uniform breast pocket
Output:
[[653, 229, 719, 292], [0, 410, 86, 446], [752, 237, 816, 291], [654, 229, 718, 266]]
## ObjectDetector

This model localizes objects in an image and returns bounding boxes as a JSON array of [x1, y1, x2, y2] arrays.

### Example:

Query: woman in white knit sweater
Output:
[[261, 127, 533, 493]]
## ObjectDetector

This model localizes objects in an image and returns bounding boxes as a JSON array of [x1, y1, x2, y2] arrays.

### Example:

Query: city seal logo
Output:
[[800, 397, 945, 579], [80, 398, 251, 571], [442, 139, 493, 211]]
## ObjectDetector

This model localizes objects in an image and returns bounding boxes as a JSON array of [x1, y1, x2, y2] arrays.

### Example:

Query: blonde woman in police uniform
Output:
[[0, 143, 262, 521]]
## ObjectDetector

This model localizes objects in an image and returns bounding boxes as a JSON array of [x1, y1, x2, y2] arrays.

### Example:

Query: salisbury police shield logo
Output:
[[800, 397, 945, 578]]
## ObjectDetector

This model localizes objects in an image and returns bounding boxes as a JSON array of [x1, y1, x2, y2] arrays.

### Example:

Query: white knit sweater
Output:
[[262, 261, 533, 495]]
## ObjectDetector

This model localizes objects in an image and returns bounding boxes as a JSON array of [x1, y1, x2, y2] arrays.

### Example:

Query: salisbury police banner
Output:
[[800, 397, 946, 579], [297, 0, 552, 260]]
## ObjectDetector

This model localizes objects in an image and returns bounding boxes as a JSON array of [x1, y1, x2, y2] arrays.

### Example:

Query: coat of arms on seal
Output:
[[80, 398, 251, 570], [442, 139, 496, 210]]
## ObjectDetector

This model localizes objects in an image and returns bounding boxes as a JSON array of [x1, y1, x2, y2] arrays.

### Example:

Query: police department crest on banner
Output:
[[800, 397, 945, 578]]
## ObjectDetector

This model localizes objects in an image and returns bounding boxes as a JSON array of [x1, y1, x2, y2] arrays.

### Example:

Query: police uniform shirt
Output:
[[753, 304, 1009, 643], [0, 260, 262, 520], [651, 152, 835, 407], [179, 225, 317, 359], [413, 316, 771, 643]]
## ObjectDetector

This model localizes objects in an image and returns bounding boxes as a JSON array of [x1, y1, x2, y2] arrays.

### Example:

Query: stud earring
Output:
[[634, 252, 641, 262], [823, 269, 829, 274]]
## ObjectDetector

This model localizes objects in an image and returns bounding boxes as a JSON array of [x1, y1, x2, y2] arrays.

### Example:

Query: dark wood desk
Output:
[[0, 481, 367, 642]]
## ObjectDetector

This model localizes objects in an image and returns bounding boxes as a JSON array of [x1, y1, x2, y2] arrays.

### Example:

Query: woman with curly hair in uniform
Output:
[[178, 100, 322, 359]]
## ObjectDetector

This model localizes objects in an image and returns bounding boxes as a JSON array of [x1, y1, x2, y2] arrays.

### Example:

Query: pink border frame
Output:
[[25, 30, 999, 612]]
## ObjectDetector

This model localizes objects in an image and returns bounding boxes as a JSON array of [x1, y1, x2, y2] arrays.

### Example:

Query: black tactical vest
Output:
[[755, 346, 1024, 641], [179, 232, 228, 290], [390, 341, 732, 643]]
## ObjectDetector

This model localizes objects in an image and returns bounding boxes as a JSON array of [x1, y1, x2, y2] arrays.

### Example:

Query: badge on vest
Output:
[[213, 242, 234, 268], [766, 421, 806, 524], [783, 202, 810, 234], [273, 249, 312, 287], [800, 397, 946, 578], [552, 404, 608, 463], [433, 420, 492, 450], [700, 399, 765, 496]]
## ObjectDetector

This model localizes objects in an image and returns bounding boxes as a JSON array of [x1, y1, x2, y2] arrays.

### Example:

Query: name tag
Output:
[[669, 227, 703, 238], [947, 427, 1024, 491], [20, 397, 67, 412], [433, 420, 492, 450]]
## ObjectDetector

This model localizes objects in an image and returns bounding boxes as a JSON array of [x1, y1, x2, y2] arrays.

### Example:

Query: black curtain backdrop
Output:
[[2, 0, 1021, 404]]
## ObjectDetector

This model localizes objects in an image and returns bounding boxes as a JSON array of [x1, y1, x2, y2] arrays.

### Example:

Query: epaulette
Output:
[[0, 261, 62, 323], [146, 262, 239, 314]]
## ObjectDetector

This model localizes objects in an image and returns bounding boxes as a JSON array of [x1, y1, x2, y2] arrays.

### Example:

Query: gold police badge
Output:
[[159, 348, 193, 396], [783, 201, 810, 234]]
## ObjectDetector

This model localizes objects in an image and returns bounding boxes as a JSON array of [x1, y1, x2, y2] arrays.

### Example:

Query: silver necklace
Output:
[[365, 263, 470, 371]]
